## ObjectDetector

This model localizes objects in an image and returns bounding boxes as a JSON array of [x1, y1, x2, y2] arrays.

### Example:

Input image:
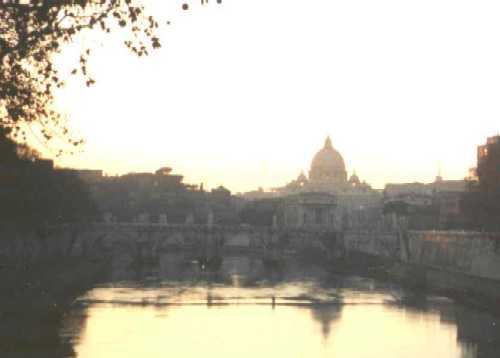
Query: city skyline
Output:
[[3, 2, 500, 357], [52, 133, 488, 193], [41, 0, 500, 192]]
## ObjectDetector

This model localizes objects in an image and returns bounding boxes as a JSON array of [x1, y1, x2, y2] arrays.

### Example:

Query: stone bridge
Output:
[[50, 223, 345, 263]]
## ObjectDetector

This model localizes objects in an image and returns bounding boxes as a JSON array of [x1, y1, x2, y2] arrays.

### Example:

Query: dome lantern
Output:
[[324, 136, 333, 149]]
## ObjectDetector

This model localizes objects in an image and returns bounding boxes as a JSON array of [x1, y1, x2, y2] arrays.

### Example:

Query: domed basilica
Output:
[[309, 137, 347, 186], [275, 136, 372, 195], [266, 136, 383, 230]]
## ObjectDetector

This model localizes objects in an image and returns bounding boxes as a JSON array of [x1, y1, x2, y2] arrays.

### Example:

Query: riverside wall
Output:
[[343, 229, 500, 306], [344, 230, 500, 281], [405, 231, 500, 280]]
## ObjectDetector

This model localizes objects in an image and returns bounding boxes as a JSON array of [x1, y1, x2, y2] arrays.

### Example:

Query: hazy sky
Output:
[[50, 0, 500, 192]]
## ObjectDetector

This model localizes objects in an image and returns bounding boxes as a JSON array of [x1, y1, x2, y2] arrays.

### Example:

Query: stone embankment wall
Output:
[[343, 231, 400, 259], [344, 229, 500, 306], [0, 226, 109, 335], [405, 231, 500, 281], [0, 225, 107, 261], [344, 230, 500, 281]]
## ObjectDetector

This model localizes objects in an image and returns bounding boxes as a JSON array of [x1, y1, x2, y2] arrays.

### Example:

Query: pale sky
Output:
[[48, 0, 500, 192]]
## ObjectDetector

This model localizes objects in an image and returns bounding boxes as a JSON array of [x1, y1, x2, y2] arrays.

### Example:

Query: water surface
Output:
[[57, 254, 500, 358]]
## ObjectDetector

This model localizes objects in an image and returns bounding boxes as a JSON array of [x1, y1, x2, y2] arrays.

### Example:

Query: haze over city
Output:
[[4, 1, 500, 358], [48, 0, 500, 192]]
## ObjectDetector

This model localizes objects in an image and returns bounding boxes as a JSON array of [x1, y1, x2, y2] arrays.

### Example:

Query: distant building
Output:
[[55, 168, 103, 183], [477, 134, 500, 193], [271, 136, 382, 230], [282, 192, 338, 230], [273, 137, 378, 195], [239, 187, 279, 201], [274, 137, 352, 194], [86, 166, 200, 223], [239, 137, 381, 230], [383, 174, 468, 230], [211, 185, 231, 200], [118, 170, 185, 193], [64, 166, 244, 225], [384, 182, 433, 200], [307, 136, 347, 190], [461, 135, 500, 231], [384, 178, 467, 200], [209, 185, 242, 224]]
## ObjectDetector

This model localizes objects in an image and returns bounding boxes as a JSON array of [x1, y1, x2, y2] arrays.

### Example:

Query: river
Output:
[[4, 253, 500, 357]]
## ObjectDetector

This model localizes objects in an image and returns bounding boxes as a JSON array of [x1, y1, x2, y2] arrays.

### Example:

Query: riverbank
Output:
[[0, 257, 109, 357], [388, 261, 500, 316], [331, 251, 500, 317]]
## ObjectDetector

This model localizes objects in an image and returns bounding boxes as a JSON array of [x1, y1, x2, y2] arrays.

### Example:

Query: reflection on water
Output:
[[6, 252, 500, 357]]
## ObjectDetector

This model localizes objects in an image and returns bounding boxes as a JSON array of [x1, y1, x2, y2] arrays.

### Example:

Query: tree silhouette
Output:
[[1, 1, 224, 153], [0, 128, 98, 231], [1, 0, 162, 152]]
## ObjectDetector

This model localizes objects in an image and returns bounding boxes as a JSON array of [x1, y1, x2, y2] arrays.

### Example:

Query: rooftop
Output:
[[486, 135, 500, 145]]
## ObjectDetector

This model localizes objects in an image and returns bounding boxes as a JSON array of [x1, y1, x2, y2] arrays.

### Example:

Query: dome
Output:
[[309, 137, 347, 184], [348, 171, 360, 185], [297, 170, 308, 183]]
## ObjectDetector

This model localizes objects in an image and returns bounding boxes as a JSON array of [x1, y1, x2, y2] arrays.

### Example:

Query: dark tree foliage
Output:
[[0, 0, 161, 152], [383, 200, 441, 230], [239, 199, 282, 226], [0, 129, 98, 229], [94, 180, 204, 224]]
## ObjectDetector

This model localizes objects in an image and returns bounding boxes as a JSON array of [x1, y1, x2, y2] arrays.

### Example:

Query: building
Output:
[[308, 136, 347, 191], [282, 192, 338, 230], [477, 134, 500, 193], [271, 136, 382, 230], [70, 166, 245, 225], [275, 137, 351, 194], [273, 137, 378, 196], [461, 135, 500, 231], [118, 168, 186, 194], [55, 168, 103, 183], [383, 174, 468, 230], [209, 185, 243, 224], [87, 167, 201, 223], [239, 187, 279, 201]]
